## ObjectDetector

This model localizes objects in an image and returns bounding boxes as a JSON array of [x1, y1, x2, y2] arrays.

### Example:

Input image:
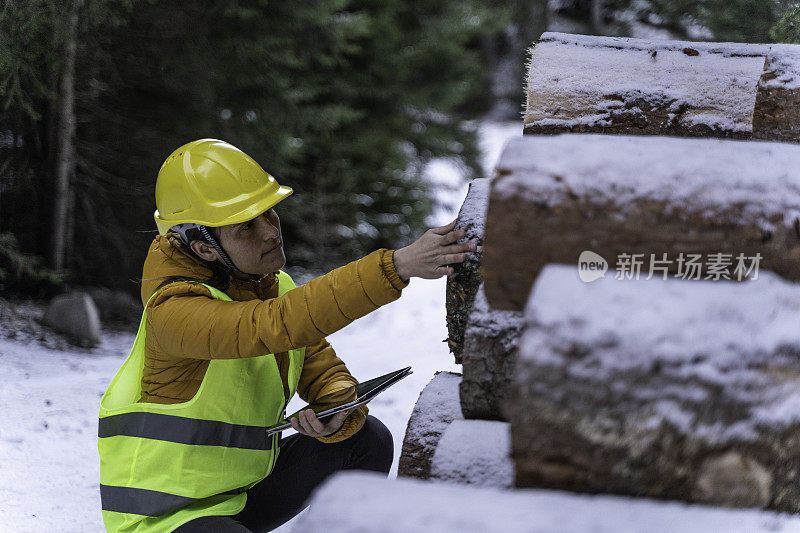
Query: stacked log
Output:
[[525, 32, 800, 142], [481, 134, 800, 311], [397, 371, 463, 479], [510, 264, 800, 512], [445, 178, 490, 364], [458, 285, 522, 420]]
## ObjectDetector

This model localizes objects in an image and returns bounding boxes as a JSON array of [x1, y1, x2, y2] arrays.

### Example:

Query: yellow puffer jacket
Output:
[[139, 234, 407, 443]]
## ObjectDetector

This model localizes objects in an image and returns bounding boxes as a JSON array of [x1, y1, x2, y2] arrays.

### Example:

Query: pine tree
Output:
[[0, 0, 509, 290], [552, 0, 794, 43], [772, 3, 800, 43]]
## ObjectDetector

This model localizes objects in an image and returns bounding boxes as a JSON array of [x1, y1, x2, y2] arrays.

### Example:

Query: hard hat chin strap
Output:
[[170, 223, 261, 281]]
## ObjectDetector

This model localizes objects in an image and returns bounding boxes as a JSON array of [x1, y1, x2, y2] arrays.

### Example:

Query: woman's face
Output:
[[216, 208, 286, 276]]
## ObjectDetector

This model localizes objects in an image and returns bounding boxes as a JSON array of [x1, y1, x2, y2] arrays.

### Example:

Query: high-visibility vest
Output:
[[98, 271, 305, 533]]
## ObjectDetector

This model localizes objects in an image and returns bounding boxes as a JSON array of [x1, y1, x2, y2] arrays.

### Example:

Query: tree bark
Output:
[[51, 1, 79, 272]]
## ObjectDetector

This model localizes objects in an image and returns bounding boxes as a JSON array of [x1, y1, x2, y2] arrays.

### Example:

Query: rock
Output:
[[398, 371, 463, 479], [297, 471, 800, 533], [86, 287, 142, 330], [430, 419, 513, 489], [446, 178, 490, 364], [459, 284, 522, 420], [525, 32, 800, 142], [482, 134, 800, 311], [42, 292, 101, 347], [510, 264, 800, 512]]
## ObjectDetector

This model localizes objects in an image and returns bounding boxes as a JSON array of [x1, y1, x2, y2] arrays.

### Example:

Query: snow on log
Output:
[[525, 32, 800, 142], [398, 371, 462, 479], [445, 178, 489, 364], [298, 471, 800, 533], [482, 134, 800, 311], [459, 284, 522, 420], [511, 264, 800, 512], [430, 419, 513, 489]]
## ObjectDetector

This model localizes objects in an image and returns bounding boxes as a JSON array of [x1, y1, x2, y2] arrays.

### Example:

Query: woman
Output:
[[98, 139, 476, 532]]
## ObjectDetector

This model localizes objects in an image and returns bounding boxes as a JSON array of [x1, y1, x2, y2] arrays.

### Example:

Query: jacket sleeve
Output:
[[296, 337, 369, 443], [145, 249, 407, 359]]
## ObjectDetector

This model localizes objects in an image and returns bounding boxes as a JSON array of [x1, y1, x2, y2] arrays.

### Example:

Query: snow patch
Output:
[[522, 264, 800, 436], [431, 419, 513, 489], [299, 471, 800, 533], [493, 134, 800, 228], [402, 371, 463, 450]]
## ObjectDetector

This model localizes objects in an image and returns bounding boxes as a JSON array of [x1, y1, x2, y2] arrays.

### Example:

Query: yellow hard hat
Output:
[[153, 138, 293, 235]]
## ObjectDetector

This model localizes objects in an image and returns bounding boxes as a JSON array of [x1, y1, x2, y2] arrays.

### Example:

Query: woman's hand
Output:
[[392, 219, 477, 282], [290, 408, 353, 438]]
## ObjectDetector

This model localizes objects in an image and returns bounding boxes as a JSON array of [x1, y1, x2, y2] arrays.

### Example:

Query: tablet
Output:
[[266, 366, 413, 437]]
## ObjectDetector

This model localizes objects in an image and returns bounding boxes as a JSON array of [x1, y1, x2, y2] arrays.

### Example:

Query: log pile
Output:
[[398, 31, 800, 518]]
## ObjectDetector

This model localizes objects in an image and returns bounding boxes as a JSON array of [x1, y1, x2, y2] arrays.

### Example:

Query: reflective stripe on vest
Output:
[[98, 271, 305, 532], [100, 485, 201, 517], [98, 412, 276, 450]]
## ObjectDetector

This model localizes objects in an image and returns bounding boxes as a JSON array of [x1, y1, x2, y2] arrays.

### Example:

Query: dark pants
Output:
[[174, 415, 393, 532]]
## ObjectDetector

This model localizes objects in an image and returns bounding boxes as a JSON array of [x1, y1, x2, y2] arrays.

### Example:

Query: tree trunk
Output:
[[311, 160, 329, 266], [590, 0, 605, 34], [51, 1, 79, 272]]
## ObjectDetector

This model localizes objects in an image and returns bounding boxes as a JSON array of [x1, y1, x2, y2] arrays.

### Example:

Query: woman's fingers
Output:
[[442, 241, 476, 254], [290, 416, 302, 433], [434, 265, 455, 277], [394, 221, 478, 281], [440, 228, 465, 245], [292, 409, 352, 437], [329, 409, 351, 428], [430, 219, 457, 235], [292, 411, 316, 436], [442, 253, 466, 265], [303, 409, 326, 433]]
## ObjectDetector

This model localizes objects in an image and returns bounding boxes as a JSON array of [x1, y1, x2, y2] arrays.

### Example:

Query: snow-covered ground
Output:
[[0, 271, 465, 532], [0, 121, 521, 532], [0, 332, 135, 532]]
